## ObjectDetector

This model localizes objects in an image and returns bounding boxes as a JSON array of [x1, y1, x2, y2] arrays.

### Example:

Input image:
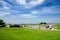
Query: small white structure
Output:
[[22, 25, 25, 27], [6, 24, 10, 28]]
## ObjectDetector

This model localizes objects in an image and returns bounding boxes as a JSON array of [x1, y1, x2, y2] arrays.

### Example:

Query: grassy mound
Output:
[[55, 24, 60, 30], [0, 28, 60, 40]]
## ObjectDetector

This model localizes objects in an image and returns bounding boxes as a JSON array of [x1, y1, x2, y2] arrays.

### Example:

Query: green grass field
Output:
[[0, 28, 60, 40]]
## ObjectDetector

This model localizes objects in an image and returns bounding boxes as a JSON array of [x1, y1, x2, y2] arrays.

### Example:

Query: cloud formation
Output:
[[0, 0, 11, 10], [32, 6, 60, 14], [0, 12, 10, 17], [21, 14, 37, 18], [16, 0, 45, 8], [10, 14, 37, 18]]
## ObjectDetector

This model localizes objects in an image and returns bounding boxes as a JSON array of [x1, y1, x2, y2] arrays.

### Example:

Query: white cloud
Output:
[[16, 0, 45, 8], [10, 14, 37, 18], [0, 1, 10, 10], [17, 0, 26, 4], [32, 6, 60, 14], [17, 0, 44, 4], [32, 11, 38, 14], [40, 6, 60, 14], [3, 6, 10, 10], [30, 0, 44, 4], [0, 12, 10, 17], [41, 17, 60, 23], [21, 14, 37, 18]]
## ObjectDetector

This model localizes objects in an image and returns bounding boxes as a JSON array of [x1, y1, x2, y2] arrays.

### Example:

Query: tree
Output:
[[0, 19, 5, 27], [39, 22, 47, 25]]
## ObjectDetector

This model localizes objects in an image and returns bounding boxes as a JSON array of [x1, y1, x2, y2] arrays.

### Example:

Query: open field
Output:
[[0, 28, 60, 40]]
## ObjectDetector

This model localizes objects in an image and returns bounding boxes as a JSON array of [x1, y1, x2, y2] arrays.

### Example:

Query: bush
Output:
[[10, 24, 20, 28], [0, 25, 6, 27]]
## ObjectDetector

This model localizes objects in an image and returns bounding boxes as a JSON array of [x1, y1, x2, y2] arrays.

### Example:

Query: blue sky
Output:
[[0, 0, 60, 24]]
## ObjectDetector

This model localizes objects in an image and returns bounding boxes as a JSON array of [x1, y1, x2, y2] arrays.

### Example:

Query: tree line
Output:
[[0, 19, 47, 27]]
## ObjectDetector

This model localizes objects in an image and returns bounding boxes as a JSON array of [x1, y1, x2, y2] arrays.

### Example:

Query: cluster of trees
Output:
[[39, 22, 47, 25], [0, 19, 6, 27]]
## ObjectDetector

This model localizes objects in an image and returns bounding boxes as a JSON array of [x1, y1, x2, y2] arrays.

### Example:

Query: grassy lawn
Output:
[[0, 28, 60, 40]]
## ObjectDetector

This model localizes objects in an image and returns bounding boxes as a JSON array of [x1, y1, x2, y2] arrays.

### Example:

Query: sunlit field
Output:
[[0, 28, 60, 40]]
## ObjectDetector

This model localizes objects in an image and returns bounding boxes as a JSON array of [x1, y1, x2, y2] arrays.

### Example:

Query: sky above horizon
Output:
[[0, 0, 60, 24]]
